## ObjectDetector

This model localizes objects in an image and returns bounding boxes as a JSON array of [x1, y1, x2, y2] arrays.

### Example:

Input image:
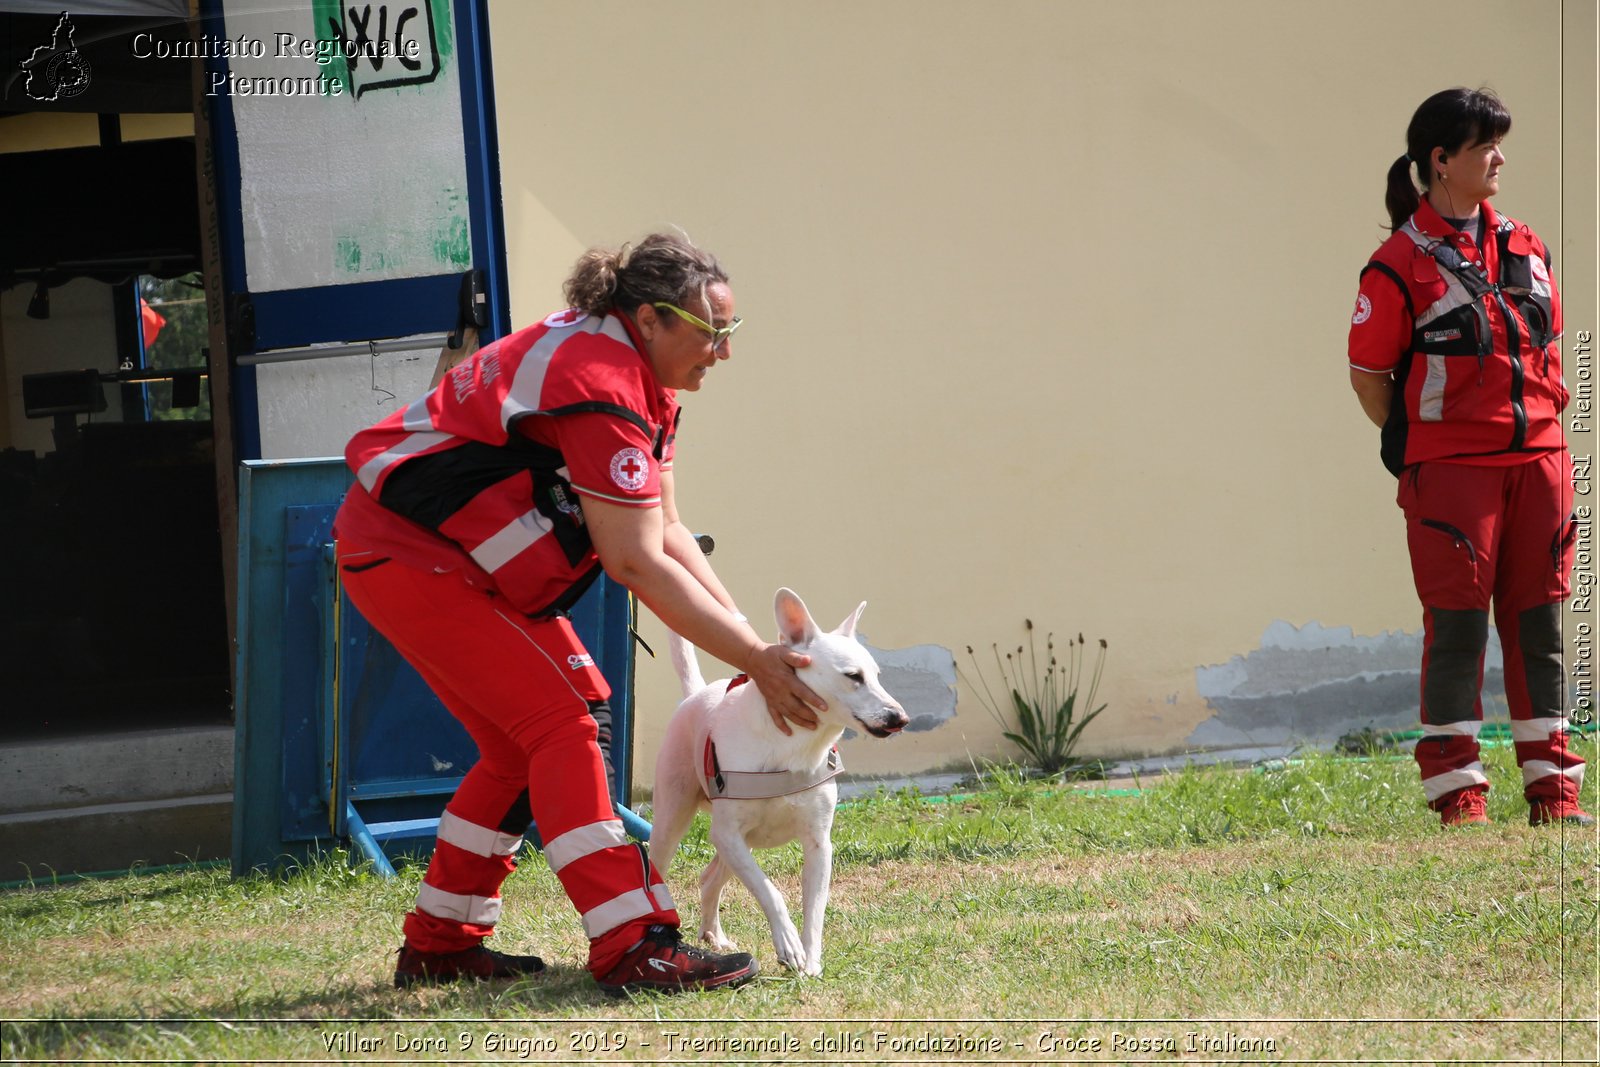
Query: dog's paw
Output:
[[801, 955, 823, 978], [700, 930, 739, 953], [773, 930, 807, 972]]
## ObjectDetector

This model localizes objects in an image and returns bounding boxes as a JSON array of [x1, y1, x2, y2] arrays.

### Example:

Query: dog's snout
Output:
[[864, 704, 909, 737]]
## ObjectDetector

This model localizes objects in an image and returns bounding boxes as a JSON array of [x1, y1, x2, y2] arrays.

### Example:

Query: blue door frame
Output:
[[199, 0, 511, 460]]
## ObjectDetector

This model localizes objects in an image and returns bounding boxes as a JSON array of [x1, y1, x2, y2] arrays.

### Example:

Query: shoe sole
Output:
[[599, 962, 759, 997], [394, 965, 546, 989]]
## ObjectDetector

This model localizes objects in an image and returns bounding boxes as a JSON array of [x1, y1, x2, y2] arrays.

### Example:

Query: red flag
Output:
[[140, 298, 166, 349]]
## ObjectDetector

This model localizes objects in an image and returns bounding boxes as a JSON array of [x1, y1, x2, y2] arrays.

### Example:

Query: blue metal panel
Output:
[[334, 579, 475, 818], [232, 459, 356, 874], [570, 576, 639, 807], [233, 459, 645, 875], [279, 504, 339, 842], [248, 275, 469, 352]]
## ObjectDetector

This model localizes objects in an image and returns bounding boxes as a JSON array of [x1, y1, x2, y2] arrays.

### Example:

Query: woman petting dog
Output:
[[1347, 88, 1589, 828], [334, 233, 825, 993]]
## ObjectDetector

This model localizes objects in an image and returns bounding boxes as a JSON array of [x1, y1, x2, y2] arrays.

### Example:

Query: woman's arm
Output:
[[584, 494, 823, 733], [1350, 368, 1393, 428], [658, 470, 740, 615]]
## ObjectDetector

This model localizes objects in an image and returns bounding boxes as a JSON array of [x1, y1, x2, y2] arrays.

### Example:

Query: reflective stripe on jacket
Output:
[[344, 310, 677, 616], [1355, 200, 1564, 475]]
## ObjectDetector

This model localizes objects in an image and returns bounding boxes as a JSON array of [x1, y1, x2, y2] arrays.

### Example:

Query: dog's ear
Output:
[[773, 588, 819, 648], [835, 601, 867, 639]]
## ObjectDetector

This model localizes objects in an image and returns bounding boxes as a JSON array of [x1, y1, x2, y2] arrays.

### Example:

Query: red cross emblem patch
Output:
[[543, 307, 588, 328], [609, 447, 649, 491]]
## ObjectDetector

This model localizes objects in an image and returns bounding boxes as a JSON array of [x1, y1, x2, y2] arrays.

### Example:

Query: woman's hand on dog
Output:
[[746, 643, 825, 734]]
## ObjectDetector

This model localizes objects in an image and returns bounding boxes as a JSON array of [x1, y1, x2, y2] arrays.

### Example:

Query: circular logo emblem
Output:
[[609, 447, 649, 491], [46, 51, 92, 100], [1351, 294, 1372, 325], [544, 308, 588, 329]]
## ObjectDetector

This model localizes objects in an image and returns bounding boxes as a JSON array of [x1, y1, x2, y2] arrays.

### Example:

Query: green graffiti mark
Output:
[[434, 215, 471, 269], [431, 0, 454, 61], [313, 0, 453, 101], [309, 0, 351, 97], [431, 187, 471, 268], [336, 235, 362, 273]]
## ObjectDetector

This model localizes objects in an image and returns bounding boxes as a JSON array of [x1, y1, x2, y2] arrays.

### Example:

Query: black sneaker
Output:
[[393, 943, 546, 988], [596, 925, 758, 995]]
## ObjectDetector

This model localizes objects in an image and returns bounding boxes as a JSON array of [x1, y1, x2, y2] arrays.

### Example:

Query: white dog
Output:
[[649, 588, 909, 976]]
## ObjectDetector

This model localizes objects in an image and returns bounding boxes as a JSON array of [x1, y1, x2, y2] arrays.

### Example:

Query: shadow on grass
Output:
[[0, 880, 199, 922], [3, 963, 649, 1058]]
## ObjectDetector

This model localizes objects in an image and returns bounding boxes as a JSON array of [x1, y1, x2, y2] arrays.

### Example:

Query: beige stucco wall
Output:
[[486, 0, 1595, 787], [8, 3, 1583, 788], [0, 112, 194, 152]]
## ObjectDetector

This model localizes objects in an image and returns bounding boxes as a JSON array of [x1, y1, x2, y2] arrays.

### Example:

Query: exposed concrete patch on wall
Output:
[[1189, 621, 1507, 748], [861, 638, 958, 732]]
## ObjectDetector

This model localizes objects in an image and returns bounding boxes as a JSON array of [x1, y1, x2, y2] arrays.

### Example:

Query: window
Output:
[[135, 272, 209, 421]]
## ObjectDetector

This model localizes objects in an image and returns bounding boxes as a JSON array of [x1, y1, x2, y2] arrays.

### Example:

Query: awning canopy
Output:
[[1, 137, 201, 289]]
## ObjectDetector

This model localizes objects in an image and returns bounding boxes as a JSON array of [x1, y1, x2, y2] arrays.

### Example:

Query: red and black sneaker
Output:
[[393, 943, 546, 988], [1528, 799, 1596, 827], [596, 925, 758, 995], [1437, 787, 1490, 827]]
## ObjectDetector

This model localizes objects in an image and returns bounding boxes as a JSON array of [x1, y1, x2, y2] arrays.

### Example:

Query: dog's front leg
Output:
[[707, 815, 805, 971], [797, 832, 832, 977], [697, 855, 738, 953]]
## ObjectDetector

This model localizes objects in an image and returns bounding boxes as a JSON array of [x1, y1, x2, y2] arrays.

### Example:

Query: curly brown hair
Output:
[[562, 232, 730, 316]]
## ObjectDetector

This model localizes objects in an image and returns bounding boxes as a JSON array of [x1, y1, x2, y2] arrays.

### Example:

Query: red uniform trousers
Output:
[[337, 538, 677, 976], [1398, 450, 1585, 809]]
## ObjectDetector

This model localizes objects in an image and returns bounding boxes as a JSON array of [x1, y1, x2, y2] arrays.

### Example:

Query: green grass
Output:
[[2, 741, 1596, 1064]]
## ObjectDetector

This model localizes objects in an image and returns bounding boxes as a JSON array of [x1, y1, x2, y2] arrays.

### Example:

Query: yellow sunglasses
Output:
[[652, 302, 743, 348]]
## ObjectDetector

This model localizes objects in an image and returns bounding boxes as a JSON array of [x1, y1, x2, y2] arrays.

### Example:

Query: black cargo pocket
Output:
[[532, 474, 594, 567], [1412, 518, 1480, 604], [1552, 512, 1578, 574], [1421, 520, 1478, 564]]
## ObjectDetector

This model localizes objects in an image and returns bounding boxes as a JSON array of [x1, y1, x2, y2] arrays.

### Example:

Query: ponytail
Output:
[[1384, 155, 1419, 231], [562, 233, 728, 317]]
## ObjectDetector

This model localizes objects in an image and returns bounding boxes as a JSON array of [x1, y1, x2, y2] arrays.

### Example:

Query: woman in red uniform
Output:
[[336, 233, 824, 991], [1348, 88, 1590, 828]]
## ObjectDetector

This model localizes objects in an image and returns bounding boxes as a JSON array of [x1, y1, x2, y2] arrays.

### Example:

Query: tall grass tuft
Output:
[[959, 620, 1108, 778]]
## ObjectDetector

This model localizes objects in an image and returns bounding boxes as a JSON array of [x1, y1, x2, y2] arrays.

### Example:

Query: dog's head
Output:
[[774, 588, 910, 738]]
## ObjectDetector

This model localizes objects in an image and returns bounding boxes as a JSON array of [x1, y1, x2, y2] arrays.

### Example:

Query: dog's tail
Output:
[[667, 630, 706, 698]]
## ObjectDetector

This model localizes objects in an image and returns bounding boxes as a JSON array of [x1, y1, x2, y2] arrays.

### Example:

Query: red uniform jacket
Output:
[[1349, 200, 1564, 475], [338, 309, 678, 616]]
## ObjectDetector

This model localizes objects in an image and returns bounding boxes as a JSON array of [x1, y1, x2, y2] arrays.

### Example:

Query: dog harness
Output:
[[699, 676, 845, 800]]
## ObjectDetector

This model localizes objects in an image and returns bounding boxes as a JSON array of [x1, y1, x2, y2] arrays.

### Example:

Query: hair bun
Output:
[[562, 232, 728, 316]]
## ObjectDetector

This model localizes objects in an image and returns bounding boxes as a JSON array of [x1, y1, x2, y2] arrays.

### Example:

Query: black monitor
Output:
[[22, 369, 106, 418]]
